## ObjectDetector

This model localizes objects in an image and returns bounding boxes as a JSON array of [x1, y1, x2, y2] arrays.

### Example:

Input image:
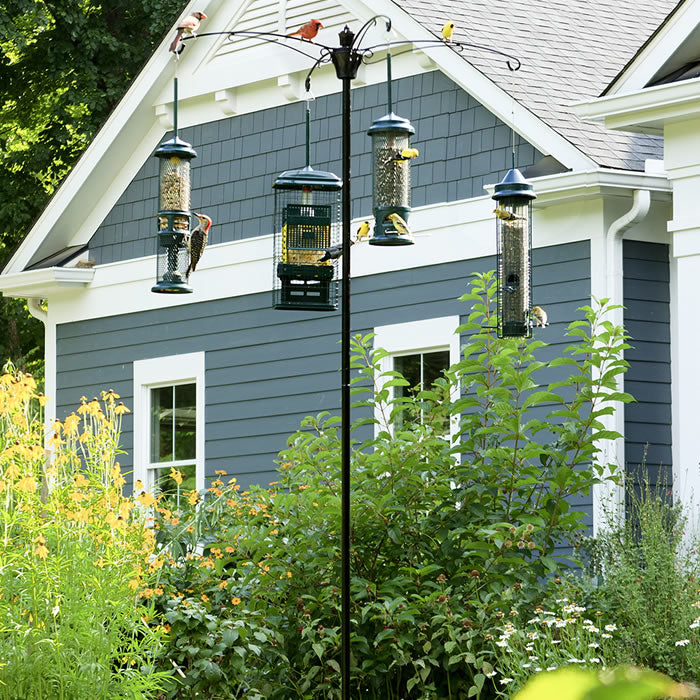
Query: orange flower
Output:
[[169, 467, 183, 485], [231, 597, 241, 606]]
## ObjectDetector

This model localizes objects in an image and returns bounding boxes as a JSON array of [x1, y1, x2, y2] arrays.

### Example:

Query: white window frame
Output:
[[373, 316, 461, 439], [133, 352, 205, 493]]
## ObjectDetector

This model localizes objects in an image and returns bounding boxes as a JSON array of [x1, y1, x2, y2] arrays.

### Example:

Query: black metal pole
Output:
[[330, 27, 361, 700]]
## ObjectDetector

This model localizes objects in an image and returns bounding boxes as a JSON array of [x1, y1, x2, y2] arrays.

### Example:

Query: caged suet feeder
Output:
[[492, 167, 536, 338], [273, 166, 342, 311], [152, 78, 197, 294], [367, 52, 416, 246]]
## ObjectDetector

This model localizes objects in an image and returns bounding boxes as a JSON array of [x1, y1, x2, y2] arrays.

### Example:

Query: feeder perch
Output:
[[273, 166, 342, 311], [367, 112, 416, 246], [492, 168, 536, 338]]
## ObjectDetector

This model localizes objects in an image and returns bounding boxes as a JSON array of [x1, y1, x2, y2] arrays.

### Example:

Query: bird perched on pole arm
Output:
[[442, 21, 455, 42], [319, 240, 352, 262], [169, 11, 207, 53], [186, 213, 212, 280], [530, 306, 548, 327], [494, 206, 525, 222], [386, 212, 411, 236], [287, 19, 324, 42]]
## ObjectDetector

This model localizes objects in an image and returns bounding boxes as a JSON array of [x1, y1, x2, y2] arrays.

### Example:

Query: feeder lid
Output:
[[367, 112, 415, 136], [273, 165, 342, 191], [154, 136, 198, 160], [492, 168, 536, 201]]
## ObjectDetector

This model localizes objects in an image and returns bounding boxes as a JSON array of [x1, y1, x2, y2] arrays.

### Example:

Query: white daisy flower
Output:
[[675, 639, 690, 647], [500, 678, 514, 685]]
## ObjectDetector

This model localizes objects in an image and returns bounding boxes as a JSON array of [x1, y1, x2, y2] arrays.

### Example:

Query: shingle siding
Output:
[[623, 240, 672, 490], [88, 70, 543, 264], [56, 241, 589, 495]]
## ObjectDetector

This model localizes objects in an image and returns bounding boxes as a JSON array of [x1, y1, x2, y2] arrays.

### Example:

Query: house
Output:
[[0, 0, 691, 534]]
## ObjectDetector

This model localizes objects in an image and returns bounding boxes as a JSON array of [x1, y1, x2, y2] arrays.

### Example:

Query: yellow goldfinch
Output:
[[530, 306, 548, 327], [494, 206, 525, 222], [355, 221, 371, 241], [386, 213, 411, 236], [442, 21, 455, 42], [392, 147, 420, 164]]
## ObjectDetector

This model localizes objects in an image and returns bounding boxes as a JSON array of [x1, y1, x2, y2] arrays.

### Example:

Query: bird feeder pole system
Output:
[[162, 21, 525, 699]]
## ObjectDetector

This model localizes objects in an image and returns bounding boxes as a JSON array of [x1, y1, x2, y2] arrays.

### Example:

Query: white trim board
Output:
[[132, 351, 206, 494]]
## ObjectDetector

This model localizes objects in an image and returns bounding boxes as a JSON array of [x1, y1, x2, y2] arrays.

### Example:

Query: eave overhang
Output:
[[573, 76, 700, 135], [0, 267, 95, 300]]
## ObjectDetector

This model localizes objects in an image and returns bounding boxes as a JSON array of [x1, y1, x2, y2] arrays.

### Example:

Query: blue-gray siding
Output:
[[56, 241, 590, 504], [88, 70, 543, 264], [623, 240, 672, 489]]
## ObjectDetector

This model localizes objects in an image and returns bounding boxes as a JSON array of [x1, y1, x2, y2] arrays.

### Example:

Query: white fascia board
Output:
[[572, 77, 700, 135], [46, 187, 606, 326], [0, 267, 95, 299], [605, 0, 700, 96]]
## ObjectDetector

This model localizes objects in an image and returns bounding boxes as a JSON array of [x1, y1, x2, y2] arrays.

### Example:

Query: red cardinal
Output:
[[286, 19, 324, 42], [169, 11, 207, 53]]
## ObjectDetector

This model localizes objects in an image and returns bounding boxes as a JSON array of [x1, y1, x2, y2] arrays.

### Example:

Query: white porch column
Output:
[[665, 117, 700, 529]]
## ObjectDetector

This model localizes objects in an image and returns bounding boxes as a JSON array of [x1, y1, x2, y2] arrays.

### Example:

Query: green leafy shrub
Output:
[[575, 477, 700, 683], [151, 271, 631, 698], [0, 370, 168, 698]]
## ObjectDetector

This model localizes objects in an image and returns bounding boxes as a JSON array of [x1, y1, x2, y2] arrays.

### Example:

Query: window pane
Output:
[[152, 463, 196, 505], [174, 383, 196, 460], [151, 386, 173, 462], [394, 353, 421, 399], [422, 350, 450, 388]]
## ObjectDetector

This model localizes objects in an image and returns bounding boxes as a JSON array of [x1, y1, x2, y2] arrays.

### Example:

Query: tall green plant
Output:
[[152, 271, 632, 698]]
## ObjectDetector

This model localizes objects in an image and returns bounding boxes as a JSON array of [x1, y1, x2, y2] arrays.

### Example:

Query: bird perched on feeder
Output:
[[169, 11, 207, 54], [356, 221, 371, 242], [441, 21, 455, 42], [530, 306, 548, 327], [494, 206, 525, 222], [287, 19, 324, 42], [186, 213, 212, 280], [391, 147, 420, 165], [386, 212, 411, 236]]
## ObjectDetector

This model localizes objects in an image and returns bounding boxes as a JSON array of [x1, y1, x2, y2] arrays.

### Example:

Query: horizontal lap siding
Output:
[[623, 240, 672, 490], [88, 70, 542, 265], [56, 241, 590, 496]]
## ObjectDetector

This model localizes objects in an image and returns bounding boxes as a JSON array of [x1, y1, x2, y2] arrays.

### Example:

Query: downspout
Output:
[[595, 188, 651, 534], [26, 298, 56, 430]]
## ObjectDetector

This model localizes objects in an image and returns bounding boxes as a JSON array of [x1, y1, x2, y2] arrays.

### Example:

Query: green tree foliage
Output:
[[0, 0, 185, 370]]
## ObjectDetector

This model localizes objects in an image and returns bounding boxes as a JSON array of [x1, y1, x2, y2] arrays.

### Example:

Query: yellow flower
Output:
[[286, 571, 292, 578], [114, 401, 130, 415], [47, 432, 64, 449], [231, 597, 241, 606], [34, 535, 48, 560], [133, 480, 144, 493], [169, 468, 183, 485], [64, 413, 80, 435], [36, 393, 49, 407], [186, 489, 199, 505], [215, 470, 227, 476], [15, 476, 36, 493], [73, 474, 89, 488]]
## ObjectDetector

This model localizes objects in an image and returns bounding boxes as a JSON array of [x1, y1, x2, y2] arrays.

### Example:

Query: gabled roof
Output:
[[400, 0, 680, 170], [0, 0, 678, 278]]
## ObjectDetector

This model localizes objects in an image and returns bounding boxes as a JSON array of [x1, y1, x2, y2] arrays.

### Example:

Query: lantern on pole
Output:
[[368, 52, 416, 246], [273, 99, 342, 311], [491, 167, 536, 338], [152, 78, 197, 294]]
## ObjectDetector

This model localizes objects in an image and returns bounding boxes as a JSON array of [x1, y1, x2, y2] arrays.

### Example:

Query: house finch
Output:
[[442, 22, 455, 42], [530, 306, 548, 327], [386, 213, 411, 236], [169, 11, 207, 53], [287, 19, 324, 42], [186, 213, 212, 279]]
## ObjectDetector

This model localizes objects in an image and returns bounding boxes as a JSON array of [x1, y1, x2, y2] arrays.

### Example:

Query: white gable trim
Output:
[[603, 0, 697, 96]]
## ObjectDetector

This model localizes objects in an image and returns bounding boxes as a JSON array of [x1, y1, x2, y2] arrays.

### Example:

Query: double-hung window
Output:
[[373, 316, 460, 438], [133, 352, 205, 495]]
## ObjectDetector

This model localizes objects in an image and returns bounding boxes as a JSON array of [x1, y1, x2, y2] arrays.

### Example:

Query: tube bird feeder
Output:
[[492, 167, 536, 338]]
